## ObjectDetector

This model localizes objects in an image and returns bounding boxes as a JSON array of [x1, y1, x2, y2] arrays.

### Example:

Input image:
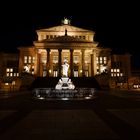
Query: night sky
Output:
[[0, 1, 139, 68]]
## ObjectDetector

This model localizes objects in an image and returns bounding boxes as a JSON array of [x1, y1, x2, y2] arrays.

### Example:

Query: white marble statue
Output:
[[62, 59, 69, 77]]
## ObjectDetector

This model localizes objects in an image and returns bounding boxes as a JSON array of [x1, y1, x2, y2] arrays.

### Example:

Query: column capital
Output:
[[81, 49, 85, 52], [58, 48, 62, 52], [46, 48, 50, 52], [70, 49, 74, 52]]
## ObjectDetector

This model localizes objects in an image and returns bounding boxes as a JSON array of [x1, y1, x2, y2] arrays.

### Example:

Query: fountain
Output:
[[32, 59, 98, 100]]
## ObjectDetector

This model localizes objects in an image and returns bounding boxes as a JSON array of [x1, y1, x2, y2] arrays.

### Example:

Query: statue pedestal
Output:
[[55, 77, 75, 90]]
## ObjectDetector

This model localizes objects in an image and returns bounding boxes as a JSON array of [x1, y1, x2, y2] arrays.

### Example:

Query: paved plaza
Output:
[[0, 89, 140, 139]]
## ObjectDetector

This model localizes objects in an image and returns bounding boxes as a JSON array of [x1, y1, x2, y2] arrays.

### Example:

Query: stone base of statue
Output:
[[55, 77, 75, 90]]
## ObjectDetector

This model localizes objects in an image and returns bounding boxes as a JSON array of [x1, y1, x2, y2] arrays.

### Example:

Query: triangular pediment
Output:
[[37, 25, 94, 33]]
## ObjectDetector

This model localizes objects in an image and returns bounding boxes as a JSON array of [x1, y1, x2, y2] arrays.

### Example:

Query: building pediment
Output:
[[37, 25, 94, 33]]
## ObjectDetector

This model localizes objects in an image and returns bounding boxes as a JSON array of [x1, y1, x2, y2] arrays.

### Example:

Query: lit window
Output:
[[10, 68, 13, 72], [24, 56, 27, 63], [111, 69, 113, 72], [120, 73, 123, 76], [17, 73, 19, 77], [117, 73, 119, 76], [14, 73, 16, 76], [74, 71, 78, 77], [5, 83, 9, 85], [96, 57, 98, 61], [114, 73, 116, 76], [114, 69, 116, 72], [28, 56, 32, 63], [10, 73, 13, 77], [104, 57, 107, 60], [104, 60, 107, 64], [6, 68, 9, 72], [117, 69, 120, 72], [100, 60, 102, 64], [100, 57, 102, 60], [111, 73, 113, 77], [7, 73, 9, 76], [32, 57, 35, 63]]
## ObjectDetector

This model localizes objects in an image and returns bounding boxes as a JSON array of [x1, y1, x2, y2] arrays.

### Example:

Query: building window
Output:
[[32, 57, 35, 63], [7, 68, 9, 72], [53, 56, 58, 63], [117, 69, 120, 72], [85, 71, 89, 77], [74, 56, 79, 64], [111, 68, 123, 77], [74, 71, 78, 77], [24, 56, 28, 63], [97, 57, 107, 64], [6, 68, 13, 77], [53, 71, 58, 77], [83, 36, 86, 39], [43, 71, 46, 77], [104, 57, 107, 64], [46, 35, 49, 39], [28, 56, 32, 63]]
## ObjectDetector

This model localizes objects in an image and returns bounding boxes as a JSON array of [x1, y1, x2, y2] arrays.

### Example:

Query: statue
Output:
[[55, 59, 75, 90], [23, 64, 30, 73], [62, 59, 69, 77]]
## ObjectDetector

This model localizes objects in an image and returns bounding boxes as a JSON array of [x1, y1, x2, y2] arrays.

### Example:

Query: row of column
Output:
[[37, 48, 96, 77], [58, 49, 74, 77]]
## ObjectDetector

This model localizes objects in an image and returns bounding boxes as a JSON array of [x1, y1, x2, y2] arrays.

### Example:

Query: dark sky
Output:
[[0, 1, 139, 67]]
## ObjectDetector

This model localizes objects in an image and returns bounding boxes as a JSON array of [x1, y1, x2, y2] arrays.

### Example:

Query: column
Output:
[[70, 49, 74, 77], [93, 50, 97, 75], [58, 49, 62, 77], [46, 48, 50, 77], [37, 49, 41, 76], [90, 53, 94, 76], [81, 49, 85, 77]]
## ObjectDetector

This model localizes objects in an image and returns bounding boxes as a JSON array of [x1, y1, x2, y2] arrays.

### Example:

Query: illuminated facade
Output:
[[0, 18, 132, 89], [18, 18, 112, 77]]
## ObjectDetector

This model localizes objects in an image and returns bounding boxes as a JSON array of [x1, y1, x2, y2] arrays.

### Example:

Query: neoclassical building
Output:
[[18, 18, 112, 78], [0, 18, 132, 90]]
